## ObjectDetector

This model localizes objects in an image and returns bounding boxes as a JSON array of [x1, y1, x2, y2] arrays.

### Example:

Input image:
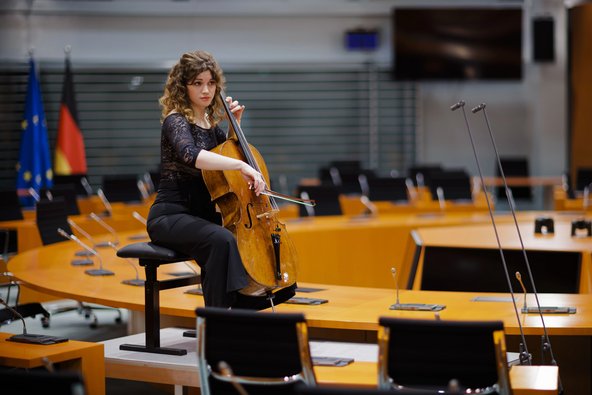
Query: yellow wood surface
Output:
[[0, 332, 105, 395]]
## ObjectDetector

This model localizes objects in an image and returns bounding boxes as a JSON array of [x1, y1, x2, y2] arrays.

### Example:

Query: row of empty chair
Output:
[[195, 306, 511, 395]]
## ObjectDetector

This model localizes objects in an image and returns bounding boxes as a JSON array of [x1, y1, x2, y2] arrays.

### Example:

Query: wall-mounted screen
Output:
[[393, 8, 523, 81]]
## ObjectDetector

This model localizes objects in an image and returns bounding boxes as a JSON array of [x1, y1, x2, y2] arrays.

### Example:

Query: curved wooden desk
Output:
[[8, 232, 591, 394]]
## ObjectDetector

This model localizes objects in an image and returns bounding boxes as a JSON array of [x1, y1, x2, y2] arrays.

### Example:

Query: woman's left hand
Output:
[[226, 96, 245, 124]]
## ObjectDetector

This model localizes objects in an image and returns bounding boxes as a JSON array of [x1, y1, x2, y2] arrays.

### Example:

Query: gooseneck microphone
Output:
[[132, 211, 147, 226], [106, 242, 144, 286], [218, 361, 249, 395], [66, 218, 99, 261], [472, 103, 568, 370], [81, 176, 93, 196], [388, 267, 445, 311], [96, 188, 113, 217], [57, 228, 114, 276], [451, 99, 532, 365], [128, 211, 149, 241], [0, 297, 67, 345], [515, 272, 528, 312], [391, 267, 400, 307], [89, 212, 120, 247]]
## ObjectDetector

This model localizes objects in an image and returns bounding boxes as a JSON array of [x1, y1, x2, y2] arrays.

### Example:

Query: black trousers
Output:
[[147, 202, 295, 309]]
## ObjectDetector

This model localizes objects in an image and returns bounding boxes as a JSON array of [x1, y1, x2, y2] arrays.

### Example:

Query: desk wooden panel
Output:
[[411, 220, 592, 293], [0, 332, 105, 395]]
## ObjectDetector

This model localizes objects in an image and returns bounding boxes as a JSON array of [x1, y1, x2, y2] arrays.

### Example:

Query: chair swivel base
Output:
[[119, 343, 187, 356]]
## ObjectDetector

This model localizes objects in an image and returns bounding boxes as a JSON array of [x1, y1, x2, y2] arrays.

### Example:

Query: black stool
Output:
[[116, 242, 199, 355]]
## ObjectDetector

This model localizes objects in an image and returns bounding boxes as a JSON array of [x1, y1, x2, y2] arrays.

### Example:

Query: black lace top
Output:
[[151, 113, 227, 219], [160, 113, 226, 182]]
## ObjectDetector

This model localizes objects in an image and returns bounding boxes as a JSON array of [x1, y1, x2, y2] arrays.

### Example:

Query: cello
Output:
[[201, 93, 313, 296]]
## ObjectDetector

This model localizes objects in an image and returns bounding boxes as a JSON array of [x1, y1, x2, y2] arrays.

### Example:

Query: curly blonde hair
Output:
[[159, 50, 226, 125]]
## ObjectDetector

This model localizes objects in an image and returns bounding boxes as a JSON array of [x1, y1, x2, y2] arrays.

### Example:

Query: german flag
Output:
[[54, 55, 87, 175]]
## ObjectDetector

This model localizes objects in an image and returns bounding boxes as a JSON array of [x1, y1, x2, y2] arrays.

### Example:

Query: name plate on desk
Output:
[[389, 303, 446, 311], [522, 306, 576, 314]]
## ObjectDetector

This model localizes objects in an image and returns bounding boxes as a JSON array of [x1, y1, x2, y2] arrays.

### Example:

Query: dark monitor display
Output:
[[421, 247, 581, 293], [393, 8, 523, 81]]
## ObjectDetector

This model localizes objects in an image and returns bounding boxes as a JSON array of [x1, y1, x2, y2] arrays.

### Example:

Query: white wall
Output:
[[0, 0, 568, 180]]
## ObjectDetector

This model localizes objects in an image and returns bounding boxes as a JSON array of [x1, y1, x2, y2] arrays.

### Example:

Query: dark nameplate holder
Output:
[[286, 297, 328, 305], [7, 333, 68, 345], [390, 303, 446, 311], [312, 356, 354, 367], [522, 306, 576, 314], [75, 250, 92, 257], [295, 287, 326, 293], [184, 288, 203, 295]]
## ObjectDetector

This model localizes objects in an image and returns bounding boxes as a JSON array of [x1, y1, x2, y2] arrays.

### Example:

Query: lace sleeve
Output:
[[163, 114, 201, 167]]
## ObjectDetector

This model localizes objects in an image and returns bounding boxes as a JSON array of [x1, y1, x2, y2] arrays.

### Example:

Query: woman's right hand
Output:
[[239, 163, 266, 196]]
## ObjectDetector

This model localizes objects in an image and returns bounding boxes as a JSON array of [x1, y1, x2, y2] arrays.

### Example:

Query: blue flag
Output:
[[16, 58, 53, 207]]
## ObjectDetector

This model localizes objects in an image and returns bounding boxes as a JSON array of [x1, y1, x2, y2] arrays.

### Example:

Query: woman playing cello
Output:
[[147, 50, 296, 309]]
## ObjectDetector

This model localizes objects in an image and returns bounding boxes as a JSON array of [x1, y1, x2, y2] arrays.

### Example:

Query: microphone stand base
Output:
[[85, 268, 115, 276], [8, 333, 68, 345], [94, 241, 117, 248], [122, 278, 145, 286], [128, 234, 148, 240], [390, 303, 446, 311], [521, 306, 576, 314], [71, 259, 94, 266]]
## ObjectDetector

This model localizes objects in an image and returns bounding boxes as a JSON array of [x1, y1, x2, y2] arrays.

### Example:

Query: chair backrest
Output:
[[420, 246, 581, 293], [0, 369, 86, 395], [36, 198, 72, 246], [42, 185, 80, 216], [497, 157, 531, 200], [296, 185, 342, 217], [367, 176, 409, 202], [53, 174, 89, 196], [377, 317, 510, 395], [0, 190, 24, 221], [101, 174, 142, 203], [196, 307, 316, 395], [407, 165, 442, 186], [427, 170, 472, 201], [576, 167, 592, 191]]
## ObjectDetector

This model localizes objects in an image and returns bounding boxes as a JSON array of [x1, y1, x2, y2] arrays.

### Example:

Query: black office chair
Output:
[[0, 190, 22, 264], [35, 198, 122, 328], [575, 167, 592, 192], [0, 369, 86, 395], [0, 189, 24, 222], [296, 185, 343, 217], [377, 317, 511, 395], [407, 164, 443, 187], [54, 174, 91, 197], [497, 157, 532, 200], [41, 184, 81, 216], [426, 169, 473, 202], [196, 307, 317, 395], [101, 174, 143, 203], [366, 176, 410, 203]]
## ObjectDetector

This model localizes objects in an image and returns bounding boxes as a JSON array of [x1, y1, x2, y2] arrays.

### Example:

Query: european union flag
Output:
[[16, 58, 53, 207]]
